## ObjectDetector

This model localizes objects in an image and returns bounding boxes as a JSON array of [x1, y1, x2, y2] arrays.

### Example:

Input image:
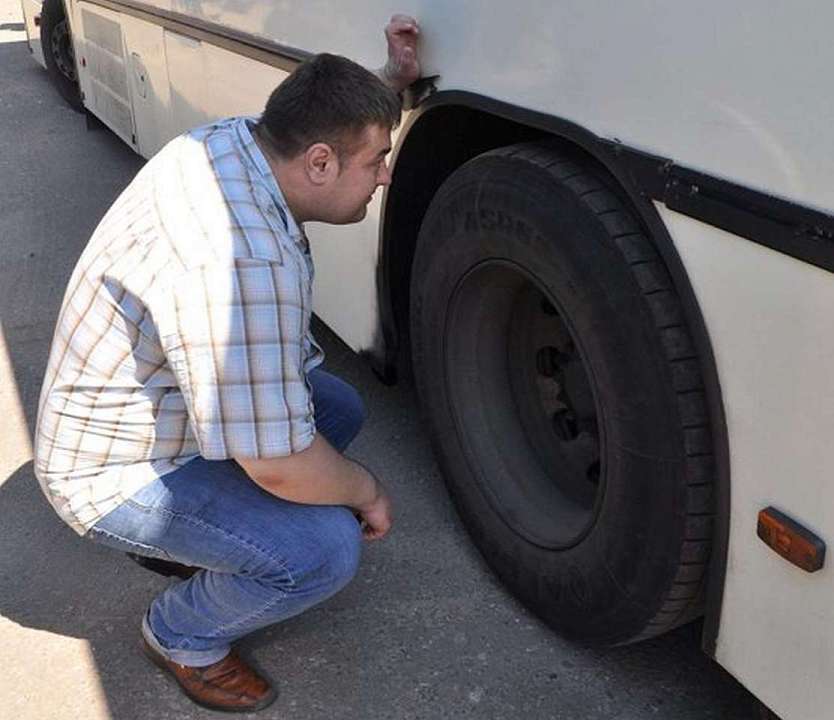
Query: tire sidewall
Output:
[[411, 154, 689, 643]]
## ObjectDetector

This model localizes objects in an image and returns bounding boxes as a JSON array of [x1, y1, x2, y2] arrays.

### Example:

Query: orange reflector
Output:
[[757, 507, 825, 573]]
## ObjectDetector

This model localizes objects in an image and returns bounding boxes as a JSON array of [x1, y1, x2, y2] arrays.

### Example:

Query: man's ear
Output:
[[304, 142, 340, 186]]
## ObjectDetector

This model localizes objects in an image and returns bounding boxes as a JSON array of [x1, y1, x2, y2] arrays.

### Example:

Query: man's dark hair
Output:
[[255, 53, 401, 160]]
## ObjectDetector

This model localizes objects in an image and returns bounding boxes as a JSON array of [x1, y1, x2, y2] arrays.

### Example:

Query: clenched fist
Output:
[[380, 14, 421, 92]]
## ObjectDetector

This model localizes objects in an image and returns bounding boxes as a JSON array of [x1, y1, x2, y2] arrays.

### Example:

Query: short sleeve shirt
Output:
[[33, 117, 324, 536]]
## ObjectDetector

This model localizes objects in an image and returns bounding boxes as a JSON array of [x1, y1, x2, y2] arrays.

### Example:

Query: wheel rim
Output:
[[50, 19, 76, 83], [444, 259, 604, 549]]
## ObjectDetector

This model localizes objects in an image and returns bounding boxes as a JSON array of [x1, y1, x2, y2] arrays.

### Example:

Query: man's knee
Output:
[[310, 370, 367, 451], [325, 382, 366, 452], [319, 507, 362, 593], [340, 384, 366, 449], [259, 506, 362, 600]]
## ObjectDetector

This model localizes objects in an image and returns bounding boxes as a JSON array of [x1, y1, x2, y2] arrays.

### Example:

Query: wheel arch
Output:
[[378, 90, 729, 654]]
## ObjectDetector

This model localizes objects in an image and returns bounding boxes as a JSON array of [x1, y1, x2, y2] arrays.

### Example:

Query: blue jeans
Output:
[[88, 369, 365, 667]]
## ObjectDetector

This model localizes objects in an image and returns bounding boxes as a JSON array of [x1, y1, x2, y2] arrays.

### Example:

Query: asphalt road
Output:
[[0, 3, 760, 718]]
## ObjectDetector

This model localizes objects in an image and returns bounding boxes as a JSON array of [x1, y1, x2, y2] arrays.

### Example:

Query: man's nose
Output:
[[377, 162, 392, 187]]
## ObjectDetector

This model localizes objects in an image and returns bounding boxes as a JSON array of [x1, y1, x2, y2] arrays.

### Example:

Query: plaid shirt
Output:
[[34, 117, 323, 536]]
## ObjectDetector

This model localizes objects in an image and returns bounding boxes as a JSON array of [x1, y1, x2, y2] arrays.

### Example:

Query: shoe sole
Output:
[[140, 638, 278, 713]]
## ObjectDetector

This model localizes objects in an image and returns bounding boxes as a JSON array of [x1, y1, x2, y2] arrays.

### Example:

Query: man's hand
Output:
[[237, 435, 394, 542], [356, 479, 393, 541], [380, 14, 420, 92]]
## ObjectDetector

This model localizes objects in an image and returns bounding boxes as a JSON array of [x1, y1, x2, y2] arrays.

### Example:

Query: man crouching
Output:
[[34, 17, 420, 713]]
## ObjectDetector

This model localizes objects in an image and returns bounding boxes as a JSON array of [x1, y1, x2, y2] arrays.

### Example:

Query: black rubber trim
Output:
[[382, 89, 733, 655], [607, 143, 834, 274], [81, 0, 310, 72]]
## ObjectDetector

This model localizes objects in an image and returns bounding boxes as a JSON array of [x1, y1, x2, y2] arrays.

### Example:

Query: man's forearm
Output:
[[236, 434, 378, 510]]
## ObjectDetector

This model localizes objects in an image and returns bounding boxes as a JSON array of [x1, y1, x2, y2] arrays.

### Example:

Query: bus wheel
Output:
[[410, 142, 715, 645], [40, 0, 83, 112]]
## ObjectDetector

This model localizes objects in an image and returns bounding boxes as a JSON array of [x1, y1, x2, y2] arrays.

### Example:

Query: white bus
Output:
[[22, 2, 834, 718]]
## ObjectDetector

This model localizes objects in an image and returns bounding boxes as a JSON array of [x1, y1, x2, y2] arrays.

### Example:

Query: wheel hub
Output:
[[50, 19, 76, 82], [444, 260, 603, 549]]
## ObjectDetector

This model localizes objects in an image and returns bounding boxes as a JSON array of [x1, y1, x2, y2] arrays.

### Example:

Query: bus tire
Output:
[[410, 142, 715, 645], [40, 0, 83, 112]]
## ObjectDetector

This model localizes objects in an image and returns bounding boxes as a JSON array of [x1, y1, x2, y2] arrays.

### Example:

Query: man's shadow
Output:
[[0, 461, 196, 715]]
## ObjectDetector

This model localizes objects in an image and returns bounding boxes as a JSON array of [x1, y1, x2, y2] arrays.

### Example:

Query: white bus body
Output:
[[23, 2, 834, 718], [20, 0, 46, 67]]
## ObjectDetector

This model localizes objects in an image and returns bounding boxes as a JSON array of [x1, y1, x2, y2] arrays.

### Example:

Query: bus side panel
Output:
[[75, 2, 136, 148], [20, 0, 46, 68], [119, 16, 172, 157], [202, 45, 287, 120], [659, 206, 834, 720], [162, 31, 209, 137], [120, 18, 289, 155]]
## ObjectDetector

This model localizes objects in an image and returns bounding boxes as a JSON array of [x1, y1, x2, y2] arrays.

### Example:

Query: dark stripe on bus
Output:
[[607, 142, 834, 275]]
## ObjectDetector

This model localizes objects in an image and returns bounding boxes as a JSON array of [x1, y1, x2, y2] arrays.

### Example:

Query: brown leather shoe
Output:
[[141, 637, 277, 713]]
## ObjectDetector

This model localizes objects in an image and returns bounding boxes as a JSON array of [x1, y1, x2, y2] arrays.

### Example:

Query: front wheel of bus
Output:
[[410, 143, 715, 645], [40, 0, 83, 112]]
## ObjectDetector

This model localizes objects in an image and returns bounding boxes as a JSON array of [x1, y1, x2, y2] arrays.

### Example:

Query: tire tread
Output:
[[490, 142, 717, 639], [414, 141, 718, 645]]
